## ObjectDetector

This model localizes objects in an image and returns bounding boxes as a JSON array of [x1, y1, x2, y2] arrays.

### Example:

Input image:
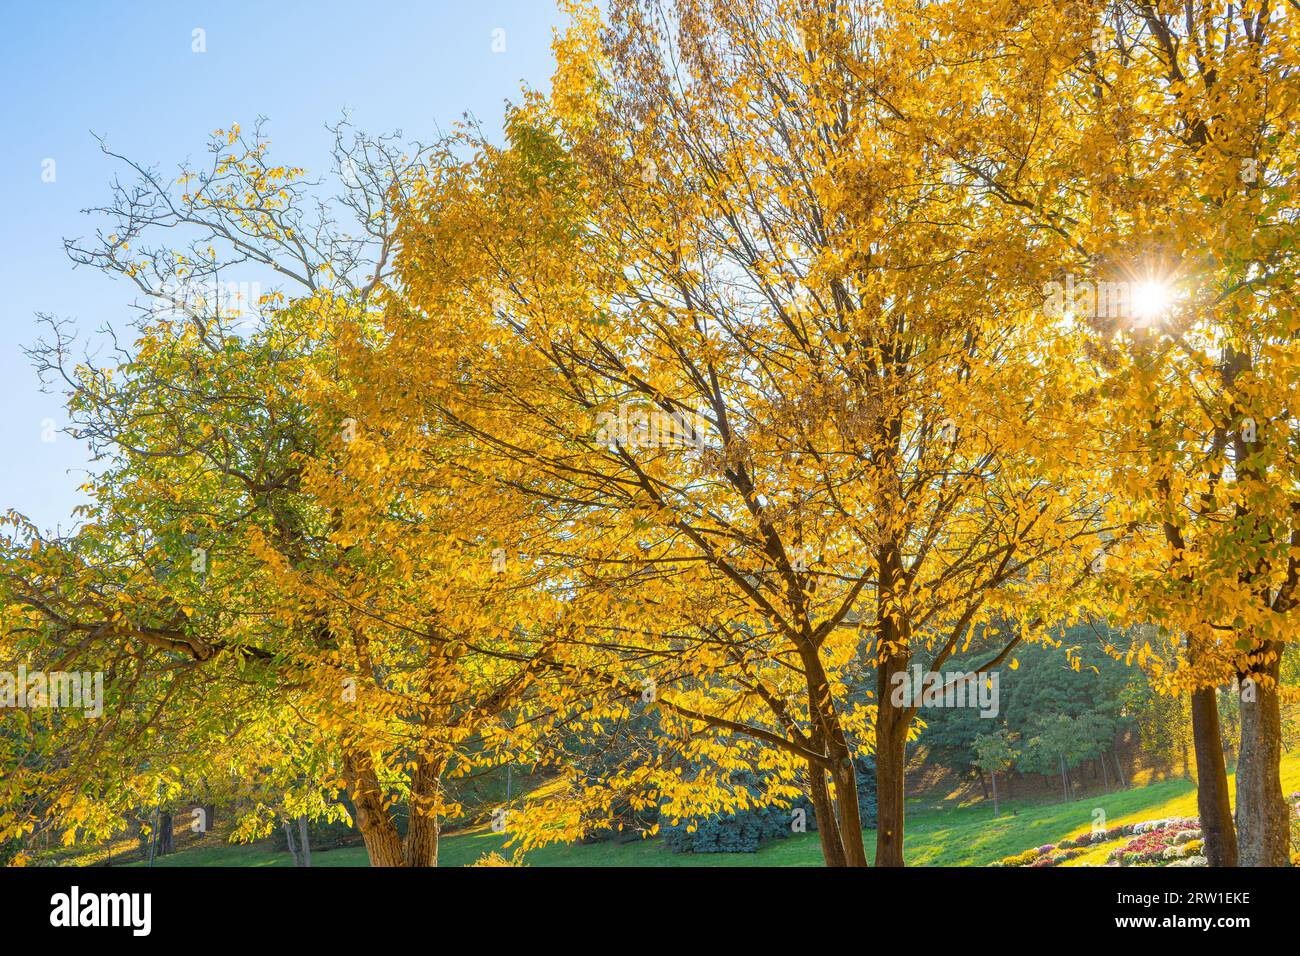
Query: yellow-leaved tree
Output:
[[356, 0, 1108, 866], [0, 123, 563, 866], [882, 0, 1300, 866]]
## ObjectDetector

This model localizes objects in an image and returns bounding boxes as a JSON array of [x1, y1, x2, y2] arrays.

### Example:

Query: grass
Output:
[[107, 751, 1300, 867]]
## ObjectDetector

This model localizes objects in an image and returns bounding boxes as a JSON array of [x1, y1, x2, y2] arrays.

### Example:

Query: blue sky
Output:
[[0, 0, 567, 532]]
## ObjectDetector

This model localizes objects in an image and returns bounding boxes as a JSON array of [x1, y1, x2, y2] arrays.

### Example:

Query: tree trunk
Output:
[[874, 649, 909, 867], [344, 748, 405, 867], [284, 820, 301, 867], [800, 643, 868, 867], [1236, 647, 1290, 866], [404, 757, 442, 867], [157, 811, 175, 856], [991, 771, 999, 818], [298, 816, 312, 867], [807, 760, 847, 867], [1190, 685, 1238, 867], [828, 751, 868, 867]]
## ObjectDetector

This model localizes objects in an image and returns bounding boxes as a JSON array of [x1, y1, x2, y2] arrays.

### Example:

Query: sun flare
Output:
[[1130, 280, 1174, 325]]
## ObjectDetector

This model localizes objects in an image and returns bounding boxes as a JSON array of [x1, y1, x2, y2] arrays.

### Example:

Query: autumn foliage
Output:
[[2, 0, 1298, 868]]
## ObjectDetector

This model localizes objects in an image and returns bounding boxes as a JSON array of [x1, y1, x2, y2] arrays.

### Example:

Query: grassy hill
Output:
[[107, 751, 1300, 867]]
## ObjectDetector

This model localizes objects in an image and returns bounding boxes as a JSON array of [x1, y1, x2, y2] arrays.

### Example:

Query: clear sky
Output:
[[0, 0, 567, 533]]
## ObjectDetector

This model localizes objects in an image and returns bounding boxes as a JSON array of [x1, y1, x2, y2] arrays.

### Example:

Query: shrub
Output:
[[663, 800, 797, 853], [1043, 849, 1084, 866], [663, 769, 813, 854], [995, 848, 1041, 867], [665, 757, 877, 854], [853, 754, 879, 829], [1106, 818, 1200, 865]]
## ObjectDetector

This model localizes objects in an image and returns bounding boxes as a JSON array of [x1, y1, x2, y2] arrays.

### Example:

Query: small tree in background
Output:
[[1021, 716, 1090, 804], [972, 731, 1018, 819]]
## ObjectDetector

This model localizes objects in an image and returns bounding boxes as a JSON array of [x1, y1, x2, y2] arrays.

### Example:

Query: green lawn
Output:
[[113, 751, 1299, 868]]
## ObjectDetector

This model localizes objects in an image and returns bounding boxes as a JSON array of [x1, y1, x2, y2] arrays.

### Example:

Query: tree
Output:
[[885, 0, 1300, 867], [972, 730, 1018, 818], [923, 623, 1145, 791], [374, 0, 1107, 867], [1021, 715, 1089, 803], [0, 123, 556, 866]]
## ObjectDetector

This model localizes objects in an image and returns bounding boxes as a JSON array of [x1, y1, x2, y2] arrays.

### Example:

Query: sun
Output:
[[1130, 280, 1174, 325]]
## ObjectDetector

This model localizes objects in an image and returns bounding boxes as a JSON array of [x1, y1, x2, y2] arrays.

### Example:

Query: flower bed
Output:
[[990, 817, 1204, 868], [1106, 818, 1203, 866]]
